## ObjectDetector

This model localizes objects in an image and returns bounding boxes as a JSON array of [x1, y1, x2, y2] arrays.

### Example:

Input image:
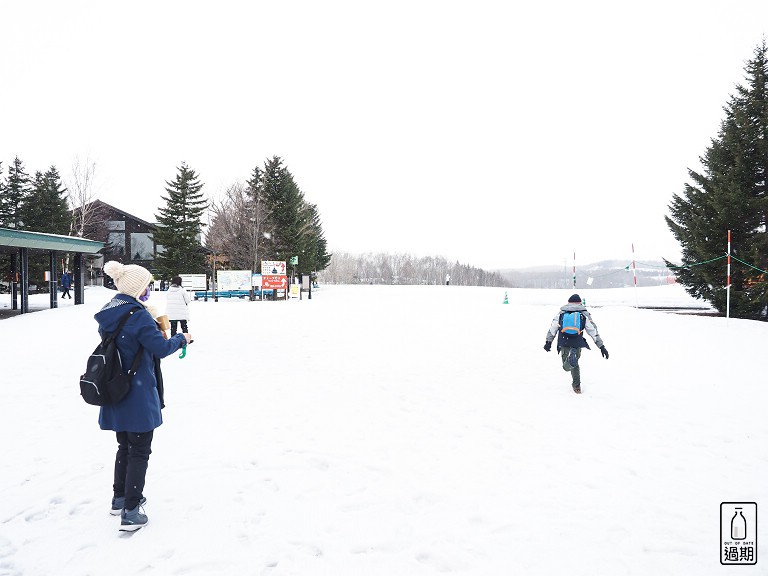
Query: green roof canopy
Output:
[[0, 227, 103, 253]]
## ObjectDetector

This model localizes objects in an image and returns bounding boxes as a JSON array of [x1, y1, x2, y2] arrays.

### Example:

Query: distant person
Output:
[[543, 294, 608, 394], [61, 271, 72, 299], [445, 274, 450, 286], [165, 276, 191, 336], [97, 261, 192, 531]]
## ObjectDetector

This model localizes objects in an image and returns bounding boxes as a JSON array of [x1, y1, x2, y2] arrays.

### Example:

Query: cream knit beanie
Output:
[[103, 261, 153, 300]]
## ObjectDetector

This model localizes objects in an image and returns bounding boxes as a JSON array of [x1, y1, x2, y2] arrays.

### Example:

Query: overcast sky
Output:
[[2, 1, 767, 270]]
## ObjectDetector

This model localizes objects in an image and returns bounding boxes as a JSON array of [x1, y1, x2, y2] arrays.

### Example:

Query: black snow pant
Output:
[[170, 319, 188, 336], [113, 430, 154, 511]]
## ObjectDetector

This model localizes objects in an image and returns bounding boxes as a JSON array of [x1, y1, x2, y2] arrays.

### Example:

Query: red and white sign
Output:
[[261, 260, 287, 275], [262, 274, 288, 289]]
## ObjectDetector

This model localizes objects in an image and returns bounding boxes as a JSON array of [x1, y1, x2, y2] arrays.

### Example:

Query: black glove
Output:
[[544, 341, 552, 352], [600, 345, 609, 359]]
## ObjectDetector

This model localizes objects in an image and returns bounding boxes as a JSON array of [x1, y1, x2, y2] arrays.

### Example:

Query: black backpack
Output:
[[80, 308, 144, 406]]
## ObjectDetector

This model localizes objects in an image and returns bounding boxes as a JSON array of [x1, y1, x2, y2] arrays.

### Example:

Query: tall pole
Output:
[[726, 229, 731, 325], [632, 243, 638, 308], [213, 249, 218, 302], [572, 251, 576, 289]]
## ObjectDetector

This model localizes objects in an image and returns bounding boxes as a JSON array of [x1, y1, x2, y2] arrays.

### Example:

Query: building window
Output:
[[107, 220, 126, 231], [107, 232, 126, 255], [131, 233, 154, 260]]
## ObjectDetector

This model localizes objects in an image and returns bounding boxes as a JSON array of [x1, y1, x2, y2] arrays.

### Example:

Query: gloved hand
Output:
[[600, 345, 609, 359], [544, 341, 552, 352]]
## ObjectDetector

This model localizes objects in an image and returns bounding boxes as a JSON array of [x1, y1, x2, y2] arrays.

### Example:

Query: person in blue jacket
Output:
[[61, 271, 72, 299], [543, 294, 608, 394], [97, 260, 192, 531]]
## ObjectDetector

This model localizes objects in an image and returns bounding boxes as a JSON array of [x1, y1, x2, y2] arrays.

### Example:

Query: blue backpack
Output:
[[561, 311, 583, 335]]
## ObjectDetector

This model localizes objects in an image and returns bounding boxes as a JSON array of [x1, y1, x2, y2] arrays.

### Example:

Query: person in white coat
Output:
[[165, 276, 191, 336]]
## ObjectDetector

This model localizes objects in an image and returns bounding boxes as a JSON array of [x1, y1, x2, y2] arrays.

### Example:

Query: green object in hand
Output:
[[179, 345, 187, 359]]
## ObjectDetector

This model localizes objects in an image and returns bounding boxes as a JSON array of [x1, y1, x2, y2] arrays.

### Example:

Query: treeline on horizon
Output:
[[318, 252, 508, 287]]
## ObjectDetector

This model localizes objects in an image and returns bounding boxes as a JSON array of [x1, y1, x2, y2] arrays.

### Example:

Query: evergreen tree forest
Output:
[[0, 158, 71, 284], [666, 42, 768, 319], [207, 156, 331, 276]]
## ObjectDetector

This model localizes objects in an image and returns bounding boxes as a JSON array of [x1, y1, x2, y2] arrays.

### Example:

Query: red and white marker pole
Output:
[[726, 230, 731, 325], [572, 251, 576, 289]]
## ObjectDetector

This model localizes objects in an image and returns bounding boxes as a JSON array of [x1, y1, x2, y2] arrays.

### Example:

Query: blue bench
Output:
[[193, 289, 274, 300]]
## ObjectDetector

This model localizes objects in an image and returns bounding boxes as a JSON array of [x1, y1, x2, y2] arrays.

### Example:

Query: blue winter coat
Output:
[[95, 294, 187, 433], [61, 274, 71, 288]]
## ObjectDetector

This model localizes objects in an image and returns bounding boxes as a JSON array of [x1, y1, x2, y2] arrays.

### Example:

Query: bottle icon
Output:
[[731, 508, 747, 540]]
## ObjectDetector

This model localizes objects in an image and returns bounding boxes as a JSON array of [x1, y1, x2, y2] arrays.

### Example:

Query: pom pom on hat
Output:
[[568, 293, 582, 303], [103, 261, 153, 299]]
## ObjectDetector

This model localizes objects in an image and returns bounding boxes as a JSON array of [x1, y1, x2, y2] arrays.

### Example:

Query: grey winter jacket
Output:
[[545, 303, 604, 351]]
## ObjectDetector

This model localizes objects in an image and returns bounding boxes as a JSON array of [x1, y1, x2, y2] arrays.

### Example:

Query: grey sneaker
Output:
[[110, 496, 146, 516], [119, 505, 149, 532], [568, 348, 579, 368]]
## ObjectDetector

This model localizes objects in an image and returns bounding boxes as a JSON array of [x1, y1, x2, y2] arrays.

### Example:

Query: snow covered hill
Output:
[[0, 284, 765, 575]]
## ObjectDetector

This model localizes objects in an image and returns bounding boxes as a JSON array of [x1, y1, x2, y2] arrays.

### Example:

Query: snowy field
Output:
[[0, 283, 766, 575]]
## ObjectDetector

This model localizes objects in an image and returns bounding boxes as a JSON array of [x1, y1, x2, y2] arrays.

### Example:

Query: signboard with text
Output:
[[261, 260, 287, 275], [216, 270, 252, 291], [179, 274, 206, 291], [262, 274, 288, 289]]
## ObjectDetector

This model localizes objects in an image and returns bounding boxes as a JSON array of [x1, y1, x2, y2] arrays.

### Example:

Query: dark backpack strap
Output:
[[103, 308, 139, 343], [114, 308, 139, 334], [127, 344, 144, 376], [108, 307, 144, 376]]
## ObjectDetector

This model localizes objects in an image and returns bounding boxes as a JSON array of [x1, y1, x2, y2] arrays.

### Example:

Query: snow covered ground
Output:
[[0, 283, 766, 575]]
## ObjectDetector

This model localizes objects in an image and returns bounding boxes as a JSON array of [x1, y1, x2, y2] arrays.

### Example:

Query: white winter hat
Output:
[[103, 261, 153, 299]]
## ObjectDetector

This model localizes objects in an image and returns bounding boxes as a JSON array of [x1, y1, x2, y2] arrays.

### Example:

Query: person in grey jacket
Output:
[[543, 293, 608, 394]]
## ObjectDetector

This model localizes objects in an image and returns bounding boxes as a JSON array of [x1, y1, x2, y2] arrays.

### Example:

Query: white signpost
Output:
[[179, 274, 206, 291], [261, 260, 287, 275]]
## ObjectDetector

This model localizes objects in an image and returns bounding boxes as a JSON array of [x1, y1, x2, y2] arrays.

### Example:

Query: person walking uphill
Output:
[[165, 276, 190, 336], [96, 261, 192, 531], [543, 294, 608, 394]]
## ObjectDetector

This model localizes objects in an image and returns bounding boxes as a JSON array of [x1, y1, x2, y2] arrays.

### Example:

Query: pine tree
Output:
[[203, 157, 331, 276], [0, 157, 31, 229], [298, 202, 331, 274], [0, 162, 6, 219], [152, 163, 208, 279], [261, 156, 305, 264], [21, 166, 71, 235], [666, 42, 768, 319]]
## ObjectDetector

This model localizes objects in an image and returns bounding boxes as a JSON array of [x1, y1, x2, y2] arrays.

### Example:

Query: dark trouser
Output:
[[113, 430, 154, 511], [170, 319, 188, 336], [560, 347, 581, 389], [62, 287, 71, 298]]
